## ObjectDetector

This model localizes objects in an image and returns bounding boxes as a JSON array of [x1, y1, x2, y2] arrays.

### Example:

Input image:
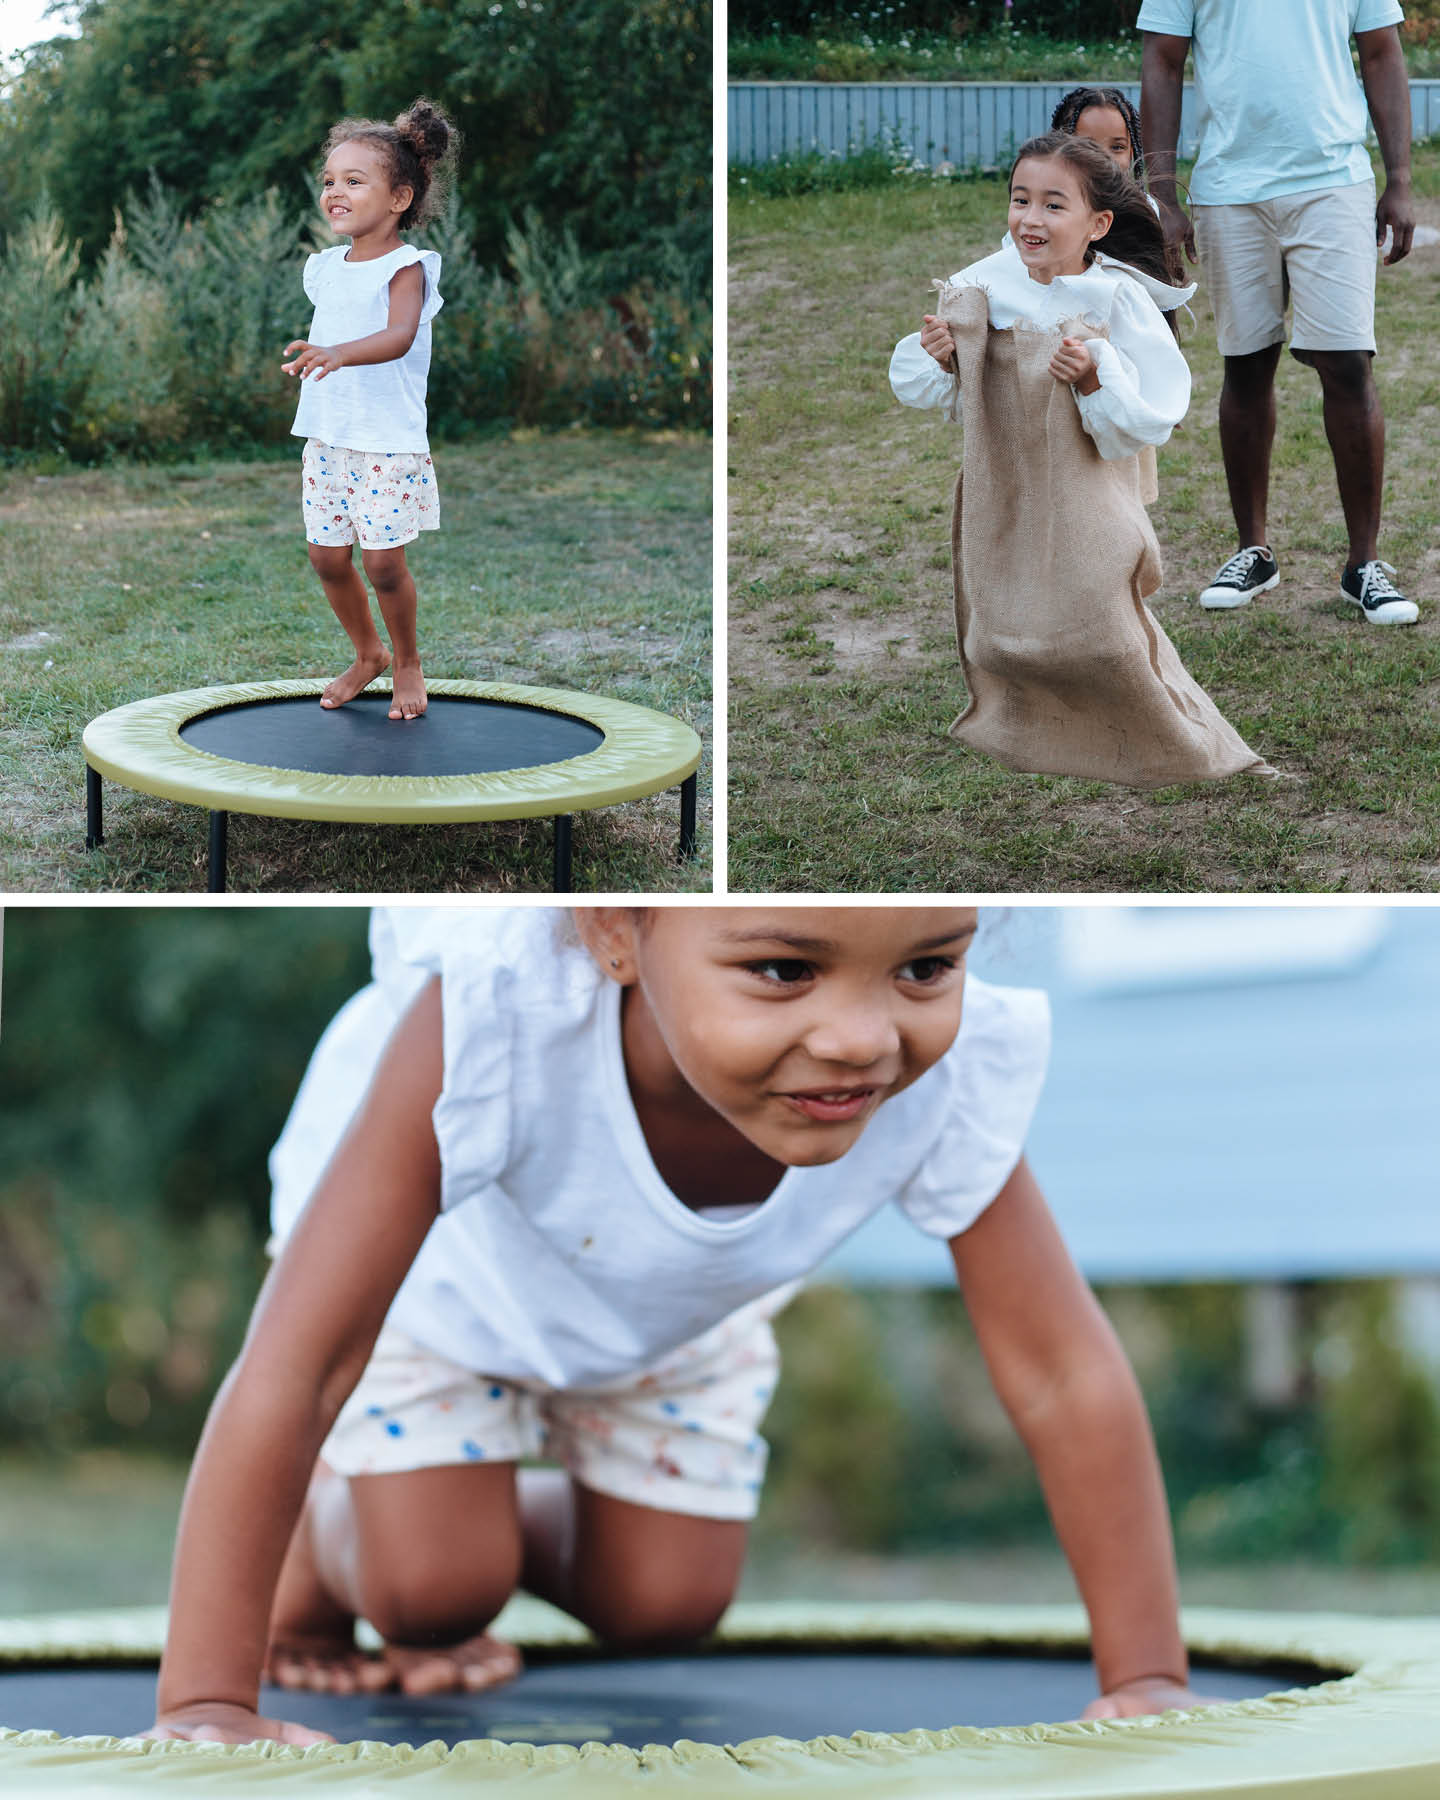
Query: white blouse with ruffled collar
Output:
[[889, 240, 1195, 462]]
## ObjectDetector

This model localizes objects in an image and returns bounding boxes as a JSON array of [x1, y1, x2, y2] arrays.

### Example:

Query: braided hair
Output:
[[322, 98, 457, 231], [1050, 86, 1143, 172]]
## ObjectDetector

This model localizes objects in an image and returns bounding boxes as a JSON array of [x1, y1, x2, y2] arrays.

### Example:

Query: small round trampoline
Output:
[[82, 680, 703, 891], [5, 1600, 1440, 1797]]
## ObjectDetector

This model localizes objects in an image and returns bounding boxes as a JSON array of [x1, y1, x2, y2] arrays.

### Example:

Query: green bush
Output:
[[0, 909, 371, 1453], [0, 201, 87, 455], [0, 184, 712, 460]]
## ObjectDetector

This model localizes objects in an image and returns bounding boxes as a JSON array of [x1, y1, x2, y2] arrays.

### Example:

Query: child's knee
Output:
[[582, 1567, 737, 1650], [361, 547, 410, 594], [358, 1553, 519, 1646], [308, 541, 354, 580]]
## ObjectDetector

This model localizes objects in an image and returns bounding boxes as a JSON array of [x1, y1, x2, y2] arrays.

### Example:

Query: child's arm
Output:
[[1056, 284, 1191, 461], [147, 978, 447, 1744], [950, 1155, 1198, 1718], [282, 262, 427, 382]]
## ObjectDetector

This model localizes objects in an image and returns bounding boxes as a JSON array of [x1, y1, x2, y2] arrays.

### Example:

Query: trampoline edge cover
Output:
[[83, 680, 702, 823], [4, 1601, 1440, 1797]]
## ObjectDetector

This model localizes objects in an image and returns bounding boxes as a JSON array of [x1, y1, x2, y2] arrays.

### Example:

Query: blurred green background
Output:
[[3, 905, 1440, 1620], [0, 0, 710, 455]]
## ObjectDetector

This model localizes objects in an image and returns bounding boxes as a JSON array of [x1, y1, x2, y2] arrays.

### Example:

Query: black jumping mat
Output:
[[178, 695, 605, 780], [0, 1652, 1323, 1749]]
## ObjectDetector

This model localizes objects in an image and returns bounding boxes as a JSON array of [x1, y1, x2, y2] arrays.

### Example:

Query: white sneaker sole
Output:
[[1341, 590, 1419, 626], [1199, 570, 1279, 609]]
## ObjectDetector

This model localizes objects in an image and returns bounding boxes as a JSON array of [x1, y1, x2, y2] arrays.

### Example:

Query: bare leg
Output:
[[1306, 349, 1384, 568], [519, 1469, 749, 1648], [1217, 344, 1282, 550], [267, 1460, 524, 1697], [267, 1460, 392, 1693], [308, 543, 391, 708], [362, 546, 426, 720]]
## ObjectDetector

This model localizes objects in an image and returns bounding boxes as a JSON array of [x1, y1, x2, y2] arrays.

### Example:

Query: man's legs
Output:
[[1217, 343, 1283, 553], [1305, 349, 1382, 570]]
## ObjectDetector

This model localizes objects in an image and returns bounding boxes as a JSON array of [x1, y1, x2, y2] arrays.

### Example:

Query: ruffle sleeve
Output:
[[392, 245, 444, 323], [894, 977, 1051, 1240], [301, 250, 328, 305], [369, 908, 510, 1210], [1073, 278, 1191, 459]]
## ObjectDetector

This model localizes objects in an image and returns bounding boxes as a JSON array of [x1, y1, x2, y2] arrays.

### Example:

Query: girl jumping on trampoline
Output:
[[146, 906, 1208, 1747], [890, 133, 1270, 788], [283, 99, 454, 722]]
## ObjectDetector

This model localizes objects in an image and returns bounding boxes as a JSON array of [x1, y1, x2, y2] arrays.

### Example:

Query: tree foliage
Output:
[[0, 909, 370, 1451], [0, 0, 710, 292]]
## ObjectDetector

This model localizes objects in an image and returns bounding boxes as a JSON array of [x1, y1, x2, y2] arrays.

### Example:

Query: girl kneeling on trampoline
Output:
[[148, 906, 1205, 1746], [283, 100, 453, 722]]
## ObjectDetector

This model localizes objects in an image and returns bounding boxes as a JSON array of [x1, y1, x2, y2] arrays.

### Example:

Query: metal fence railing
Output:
[[728, 79, 1440, 168]]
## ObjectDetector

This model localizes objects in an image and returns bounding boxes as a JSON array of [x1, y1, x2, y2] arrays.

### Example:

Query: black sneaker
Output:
[[1340, 560, 1418, 626], [1199, 545, 1280, 609]]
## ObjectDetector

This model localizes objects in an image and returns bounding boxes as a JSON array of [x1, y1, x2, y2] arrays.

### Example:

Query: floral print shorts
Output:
[[321, 1297, 786, 1521], [301, 438, 439, 550]]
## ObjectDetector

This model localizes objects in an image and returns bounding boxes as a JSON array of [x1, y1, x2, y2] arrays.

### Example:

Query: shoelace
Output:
[[1357, 560, 1403, 605], [1213, 546, 1266, 586]]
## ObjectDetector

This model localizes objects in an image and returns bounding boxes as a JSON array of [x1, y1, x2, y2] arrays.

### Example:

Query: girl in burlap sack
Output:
[[891, 133, 1272, 787]]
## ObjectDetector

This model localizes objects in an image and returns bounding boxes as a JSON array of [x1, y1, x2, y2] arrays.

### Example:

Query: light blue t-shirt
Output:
[[1136, 0, 1405, 203]]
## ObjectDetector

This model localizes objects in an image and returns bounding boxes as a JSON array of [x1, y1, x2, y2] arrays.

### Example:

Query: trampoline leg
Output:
[[207, 811, 228, 893], [85, 765, 103, 849], [553, 815, 573, 892], [678, 772, 698, 862]]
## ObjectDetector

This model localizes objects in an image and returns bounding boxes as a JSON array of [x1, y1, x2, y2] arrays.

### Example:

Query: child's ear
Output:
[[571, 908, 643, 983], [391, 185, 414, 217], [1091, 208, 1115, 242]]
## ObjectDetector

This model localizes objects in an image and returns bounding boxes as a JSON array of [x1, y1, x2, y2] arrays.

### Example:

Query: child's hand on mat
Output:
[[143, 1701, 335, 1746], [919, 314, 957, 371], [1081, 1675, 1213, 1720], [282, 340, 345, 381], [1050, 337, 1100, 394]]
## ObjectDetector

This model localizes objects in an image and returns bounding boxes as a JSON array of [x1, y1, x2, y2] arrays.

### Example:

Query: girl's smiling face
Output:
[[1073, 104, 1134, 172], [580, 908, 977, 1168], [1009, 153, 1113, 284], [318, 139, 409, 244]]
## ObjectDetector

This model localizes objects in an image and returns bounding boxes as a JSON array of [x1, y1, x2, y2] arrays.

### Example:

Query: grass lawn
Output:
[[728, 150, 1440, 893], [0, 431, 711, 894], [6, 1452, 1440, 1624]]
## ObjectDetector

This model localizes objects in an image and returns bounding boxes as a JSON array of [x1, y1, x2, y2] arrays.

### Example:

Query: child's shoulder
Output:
[[369, 907, 596, 1019], [950, 244, 1015, 288]]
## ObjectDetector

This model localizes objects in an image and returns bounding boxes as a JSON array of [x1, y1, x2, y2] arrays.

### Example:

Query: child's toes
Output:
[[385, 1633, 521, 1696], [459, 1639, 521, 1691]]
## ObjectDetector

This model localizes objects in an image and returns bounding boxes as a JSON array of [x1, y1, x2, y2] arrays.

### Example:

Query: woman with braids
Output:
[[890, 133, 1271, 788], [282, 100, 456, 722]]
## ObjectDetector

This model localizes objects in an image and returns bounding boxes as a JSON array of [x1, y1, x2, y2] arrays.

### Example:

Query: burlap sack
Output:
[[937, 283, 1272, 788]]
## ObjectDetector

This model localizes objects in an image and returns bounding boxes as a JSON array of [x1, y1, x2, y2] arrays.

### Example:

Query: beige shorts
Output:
[[301, 439, 440, 551], [323, 1304, 784, 1521], [1194, 180, 1378, 358]]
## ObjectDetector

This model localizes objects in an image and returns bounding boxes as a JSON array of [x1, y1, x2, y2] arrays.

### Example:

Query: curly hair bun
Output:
[[395, 98, 452, 170]]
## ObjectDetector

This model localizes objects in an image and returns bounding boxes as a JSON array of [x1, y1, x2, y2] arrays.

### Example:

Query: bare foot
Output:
[[266, 1464, 392, 1696], [389, 659, 427, 721], [320, 647, 391, 709], [383, 1631, 523, 1696]]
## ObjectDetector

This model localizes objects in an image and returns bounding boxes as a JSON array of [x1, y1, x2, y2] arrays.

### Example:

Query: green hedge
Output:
[[0, 187, 710, 460]]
